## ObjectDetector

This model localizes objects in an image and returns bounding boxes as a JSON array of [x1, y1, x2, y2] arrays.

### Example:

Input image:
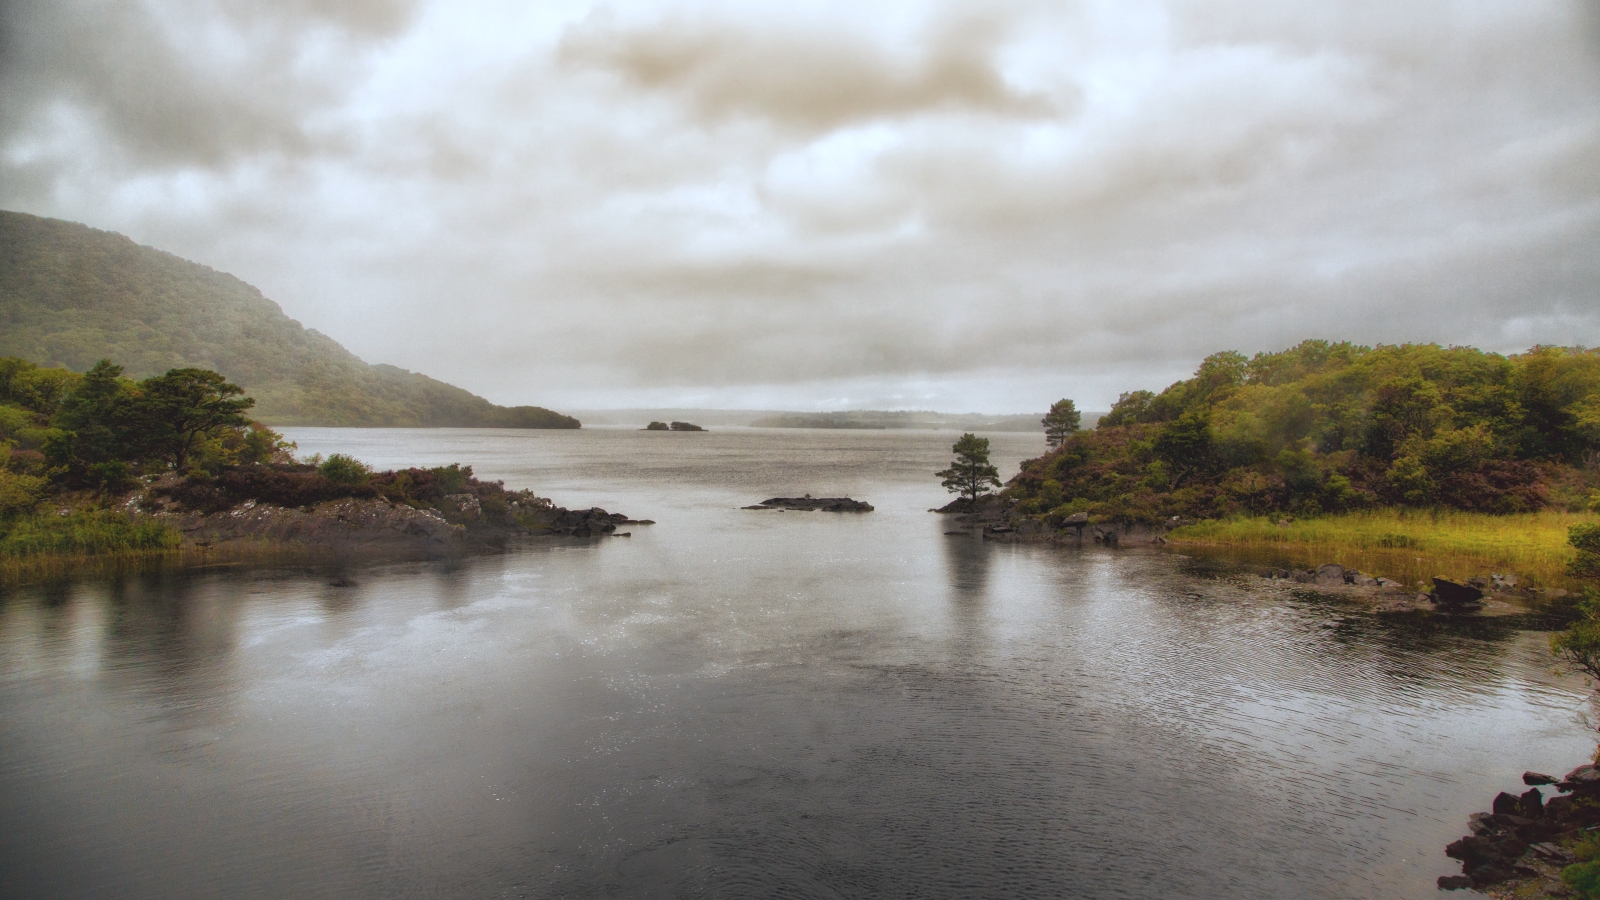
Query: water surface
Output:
[[1, 427, 1592, 899]]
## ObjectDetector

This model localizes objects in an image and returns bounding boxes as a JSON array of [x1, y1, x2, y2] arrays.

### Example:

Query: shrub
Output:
[[317, 454, 372, 485], [1563, 860, 1600, 899]]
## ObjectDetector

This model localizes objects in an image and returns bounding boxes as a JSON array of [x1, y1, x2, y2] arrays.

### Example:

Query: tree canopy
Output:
[[1008, 341, 1600, 524], [1042, 399, 1081, 449]]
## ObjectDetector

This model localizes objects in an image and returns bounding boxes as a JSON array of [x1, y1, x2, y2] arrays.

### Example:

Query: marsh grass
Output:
[[0, 511, 331, 586], [1167, 509, 1596, 588]]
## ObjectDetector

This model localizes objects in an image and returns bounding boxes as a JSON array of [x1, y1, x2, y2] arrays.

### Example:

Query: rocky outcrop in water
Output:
[[127, 477, 639, 556], [745, 496, 873, 512]]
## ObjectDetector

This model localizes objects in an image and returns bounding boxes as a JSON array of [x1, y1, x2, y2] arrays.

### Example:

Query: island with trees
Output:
[[0, 356, 631, 580], [943, 341, 1598, 585]]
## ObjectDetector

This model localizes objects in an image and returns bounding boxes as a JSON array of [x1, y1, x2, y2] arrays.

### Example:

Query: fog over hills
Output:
[[0, 211, 578, 428]]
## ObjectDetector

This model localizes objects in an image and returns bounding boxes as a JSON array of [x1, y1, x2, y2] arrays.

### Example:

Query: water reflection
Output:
[[0, 427, 1594, 900]]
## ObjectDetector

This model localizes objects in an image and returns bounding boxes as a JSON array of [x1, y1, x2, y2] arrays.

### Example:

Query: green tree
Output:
[[133, 368, 255, 470], [49, 359, 135, 468], [1098, 390, 1155, 428], [1042, 399, 1081, 449], [937, 433, 1001, 503], [1553, 525, 1600, 687]]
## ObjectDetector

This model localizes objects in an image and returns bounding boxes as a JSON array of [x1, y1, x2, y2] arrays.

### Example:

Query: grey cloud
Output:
[[0, 0, 415, 172], [557, 12, 1061, 131], [3, 0, 1597, 414]]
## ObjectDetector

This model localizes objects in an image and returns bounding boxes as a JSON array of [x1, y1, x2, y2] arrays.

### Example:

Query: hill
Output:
[[0, 211, 578, 428], [748, 410, 1069, 432], [1005, 341, 1600, 524]]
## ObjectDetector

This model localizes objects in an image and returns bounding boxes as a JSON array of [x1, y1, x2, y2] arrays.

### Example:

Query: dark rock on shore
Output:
[[1439, 760, 1600, 892], [751, 496, 873, 512], [1433, 577, 1486, 609]]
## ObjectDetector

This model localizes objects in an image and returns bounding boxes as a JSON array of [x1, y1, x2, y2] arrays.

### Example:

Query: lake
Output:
[[1, 426, 1592, 899]]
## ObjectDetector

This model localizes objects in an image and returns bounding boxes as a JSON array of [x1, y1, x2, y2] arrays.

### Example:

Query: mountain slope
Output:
[[0, 211, 577, 428]]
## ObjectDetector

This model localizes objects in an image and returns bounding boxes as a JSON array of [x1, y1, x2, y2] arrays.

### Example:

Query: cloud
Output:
[[1, 0, 1598, 413], [557, 10, 1061, 131]]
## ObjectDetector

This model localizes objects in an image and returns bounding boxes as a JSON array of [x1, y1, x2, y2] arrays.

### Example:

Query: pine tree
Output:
[[937, 433, 1001, 503], [1042, 399, 1081, 449]]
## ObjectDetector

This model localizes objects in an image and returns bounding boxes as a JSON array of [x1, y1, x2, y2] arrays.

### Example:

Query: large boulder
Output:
[[1315, 564, 1346, 585], [1432, 578, 1484, 608]]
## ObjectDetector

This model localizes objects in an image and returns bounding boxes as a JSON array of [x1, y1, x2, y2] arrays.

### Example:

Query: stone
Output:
[[1436, 875, 1474, 890], [1492, 792, 1524, 816], [1531, 842, 1576, 864], [1315, 563, 1346, 585], [1562, 764, 1600, 792], [1432, 578, 1484, 607], [1292, 570, 1316, 583], [1349, 572, 1378, 587], [1523, 772, 1558, 786], [1519, 788, 1545, 818]]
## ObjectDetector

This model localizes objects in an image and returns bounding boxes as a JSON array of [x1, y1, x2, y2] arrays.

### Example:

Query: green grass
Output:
[[1167, 509, 1596, 588], [0, 510, 179, 557]]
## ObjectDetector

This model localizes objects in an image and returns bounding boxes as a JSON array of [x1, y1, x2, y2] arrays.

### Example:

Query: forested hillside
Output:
[[1009, 341, 1600, 523], [0, 211, 578, 428]]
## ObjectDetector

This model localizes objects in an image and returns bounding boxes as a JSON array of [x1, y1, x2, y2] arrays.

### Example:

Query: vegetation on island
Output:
[[0, 210, 578, 429], [1006, 341, 1598, 519], [0, 356, 572, 577], [644, 421, 705, 432], [989, 341, 1600, 585]]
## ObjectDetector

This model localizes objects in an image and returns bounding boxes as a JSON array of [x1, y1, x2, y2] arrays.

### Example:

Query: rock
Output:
[[1315, 563, 1346, 585], [1470, 865, 1518, 888], [1436, 875, 1474, 890], [1562, 764, 1600, 792], [1349, 572, 1378, 587], [1062, 512, 1090, 526], [1519, 788, 1545, 818], [1376, 577, 1402, 589], [439, 493, 481, 523], [1492, 792, 1524, 816], [1432, 578, 1484, 608], [1531, 842, 1576, 864], [1468, 574, 1489, 589], [1291, 570, 1316, 583]]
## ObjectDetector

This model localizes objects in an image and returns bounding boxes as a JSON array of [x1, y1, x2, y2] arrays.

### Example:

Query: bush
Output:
[[317, 454, 372, 485], [0, 469, 46, 518], [1564, 860, 1600, 899]]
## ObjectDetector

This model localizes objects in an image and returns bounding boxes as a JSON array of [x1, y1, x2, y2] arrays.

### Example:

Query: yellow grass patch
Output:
[[1167, 509, 1596, 589]]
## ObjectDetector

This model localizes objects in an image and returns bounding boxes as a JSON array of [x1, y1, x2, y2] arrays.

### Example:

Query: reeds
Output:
[[1167, 509, 1596, 588]]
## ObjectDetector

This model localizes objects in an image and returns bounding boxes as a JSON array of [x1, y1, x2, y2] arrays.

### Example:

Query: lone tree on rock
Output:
[[938, 433, 1001, 504], [1042, 399, 1081, 449]]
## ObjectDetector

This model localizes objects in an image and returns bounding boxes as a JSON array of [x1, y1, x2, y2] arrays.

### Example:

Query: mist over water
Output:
[[1, 427, 1593, 899]]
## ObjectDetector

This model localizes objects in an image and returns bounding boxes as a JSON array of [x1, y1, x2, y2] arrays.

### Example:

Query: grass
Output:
[[0, 510, 328, 586], [1166, 509, 1596, 589]]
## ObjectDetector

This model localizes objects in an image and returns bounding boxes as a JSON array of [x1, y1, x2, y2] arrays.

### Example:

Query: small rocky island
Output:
[[743, 496, 873, 511], [125, 463, 647, 557], [645, 421, 705, 431]]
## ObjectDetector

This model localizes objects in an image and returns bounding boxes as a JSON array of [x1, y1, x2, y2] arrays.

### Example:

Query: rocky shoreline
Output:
[[1438, 763, 1600, 896]]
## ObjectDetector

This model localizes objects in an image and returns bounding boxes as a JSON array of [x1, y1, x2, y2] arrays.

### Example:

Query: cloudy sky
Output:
[[2, 0, 1598, 412]]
